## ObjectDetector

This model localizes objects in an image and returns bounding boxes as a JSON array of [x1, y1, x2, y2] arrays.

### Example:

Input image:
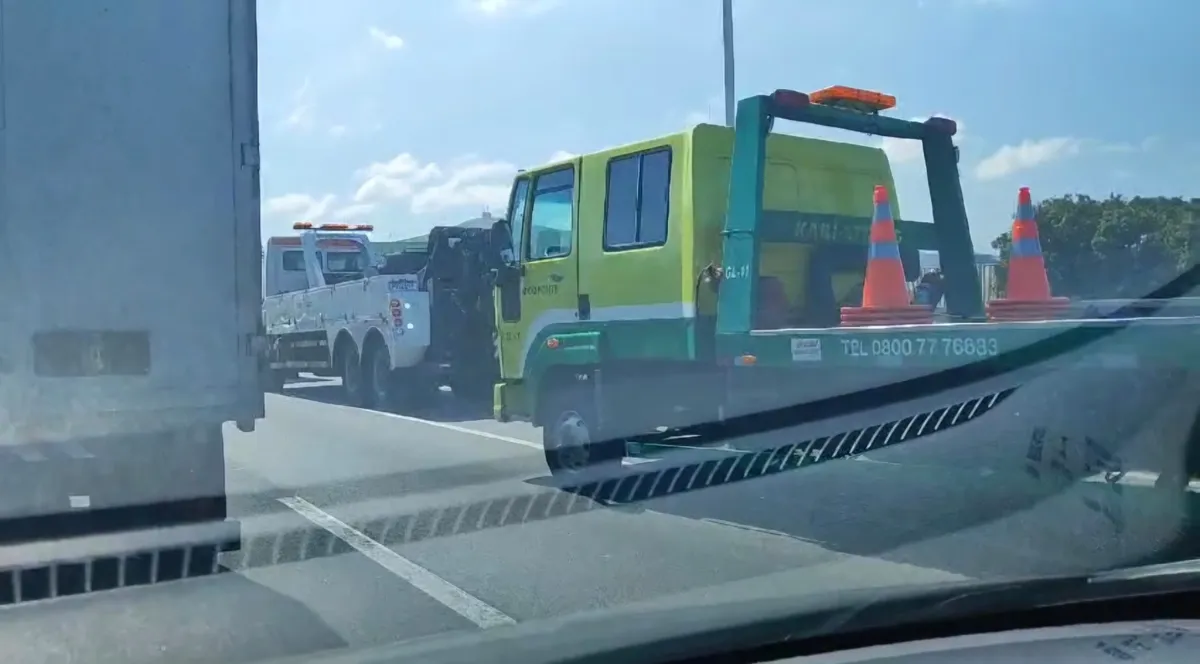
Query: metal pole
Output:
[[721, 0, 735, 127]]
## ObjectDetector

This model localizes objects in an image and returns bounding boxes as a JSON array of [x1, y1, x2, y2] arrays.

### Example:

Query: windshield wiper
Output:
[[711, 560, 1200, 664]]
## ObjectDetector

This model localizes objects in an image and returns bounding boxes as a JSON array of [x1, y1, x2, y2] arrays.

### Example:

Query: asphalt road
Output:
[[5, 374, 1200, 664]]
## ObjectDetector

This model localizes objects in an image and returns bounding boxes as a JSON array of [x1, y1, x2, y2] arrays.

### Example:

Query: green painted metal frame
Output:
[[715, 92, 983, 341]]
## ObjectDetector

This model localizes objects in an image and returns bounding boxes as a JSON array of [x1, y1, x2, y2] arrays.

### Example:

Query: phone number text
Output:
[[841, 336, 1000, 358]]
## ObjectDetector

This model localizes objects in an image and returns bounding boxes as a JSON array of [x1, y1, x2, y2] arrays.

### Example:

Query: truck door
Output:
[[496, 165, 580, 381]]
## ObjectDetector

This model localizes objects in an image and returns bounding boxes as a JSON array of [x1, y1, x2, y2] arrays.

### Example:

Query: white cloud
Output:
[[1093, 136, 1160, 153], [919, 0, 1019, 7], [353, 153, 516, 215], [974, 137, 1084, 181], [280, 78, 315, 132], [332, 203, 376, 220], [880, 113, 965, 164], [264, 193, 336, 221], [683, 96, 724, 127], [973, 134, 1157, 181], [547, 150, 576, 162], [368, 27, 405, 50], [354, 153, 443, 203], [412, 159, 516, 214], [467, 0, 561, 16], [328, 124, 348, 138], [684, 110, 712, 127]]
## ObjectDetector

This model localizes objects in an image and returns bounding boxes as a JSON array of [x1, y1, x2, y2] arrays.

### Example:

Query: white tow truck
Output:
[[262, 221, 502, 409], [0, 0, 261, 567]]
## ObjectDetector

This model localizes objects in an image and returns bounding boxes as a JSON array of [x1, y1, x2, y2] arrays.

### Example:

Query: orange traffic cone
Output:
[[841, 186, 934, 327], [986, 187, 1069, 322]]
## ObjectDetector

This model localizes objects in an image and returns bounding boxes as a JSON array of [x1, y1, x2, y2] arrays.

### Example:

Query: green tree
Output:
[[990, 194, 1200, 299]]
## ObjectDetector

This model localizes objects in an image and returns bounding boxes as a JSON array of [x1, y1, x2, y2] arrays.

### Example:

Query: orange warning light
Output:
[[809, 86, 896, 113]]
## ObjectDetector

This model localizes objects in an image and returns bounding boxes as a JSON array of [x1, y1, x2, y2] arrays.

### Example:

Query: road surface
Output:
[[3, 374, 1199, 664]]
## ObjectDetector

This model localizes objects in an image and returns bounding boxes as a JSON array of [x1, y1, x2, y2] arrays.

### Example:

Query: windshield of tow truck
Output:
[[323, 251, 367, 273]]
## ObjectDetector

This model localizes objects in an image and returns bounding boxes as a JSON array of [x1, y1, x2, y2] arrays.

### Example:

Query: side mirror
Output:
[[490, 218, 517, 266], [490, 218, 522, 322]]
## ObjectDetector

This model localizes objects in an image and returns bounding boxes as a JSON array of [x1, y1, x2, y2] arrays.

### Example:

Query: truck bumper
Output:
[[493, 382, 510, 422]]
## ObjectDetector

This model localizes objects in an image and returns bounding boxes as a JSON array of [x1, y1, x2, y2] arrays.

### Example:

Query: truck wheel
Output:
[[365, 343, 395, 410], [265, 368, 288, 393], [541, 379, 624, 478], [340, 345, 367, 407], [450, 375, 490, 404]]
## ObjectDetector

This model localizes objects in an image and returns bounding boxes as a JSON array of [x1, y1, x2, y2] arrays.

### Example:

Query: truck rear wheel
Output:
[[340, 345, 367, 407], [391, 368, 439, 414], [365, 342, 396, 410], [265, 368, 293, 393], [541, 377, 624, 478]]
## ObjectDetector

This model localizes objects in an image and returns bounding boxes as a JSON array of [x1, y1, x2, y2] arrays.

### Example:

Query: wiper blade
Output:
[[830, 560, 1200, 639], [1090, 558, 1200, 583]]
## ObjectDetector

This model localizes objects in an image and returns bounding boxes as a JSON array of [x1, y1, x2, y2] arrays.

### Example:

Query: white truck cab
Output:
[[264, 222, 378, 296]]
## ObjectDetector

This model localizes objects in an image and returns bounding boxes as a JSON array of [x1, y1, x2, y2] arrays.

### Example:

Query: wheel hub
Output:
[[554, 412, 591, 471], [372, 351, 390, 402], [343, 355, 360, 394]]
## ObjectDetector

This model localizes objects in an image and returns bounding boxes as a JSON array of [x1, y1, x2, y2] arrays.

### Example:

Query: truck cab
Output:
[[262, 222, 377, 297], [489, 85, 983, 474]]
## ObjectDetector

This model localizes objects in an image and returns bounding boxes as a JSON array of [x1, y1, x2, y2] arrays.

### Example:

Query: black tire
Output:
[[450, 373, 492, 404], [340, 344, 367, 407], [264, 368, 286, 393], [397, 378, 439, 413], [364, 342, 395, 410], [541, 377, 624, 478]]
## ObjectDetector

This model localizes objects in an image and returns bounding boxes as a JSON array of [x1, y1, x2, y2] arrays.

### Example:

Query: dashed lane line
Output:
[[300, 399, 544, 451], [279, 495, 517, 629]]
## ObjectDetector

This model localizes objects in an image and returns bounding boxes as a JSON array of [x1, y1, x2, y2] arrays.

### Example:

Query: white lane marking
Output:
[[306, 399, 543, 451], [279, 495, 517, 629], [62, 442, 95, 459], [12, 447, 46, 462], [1082, 470, 1200, 493]]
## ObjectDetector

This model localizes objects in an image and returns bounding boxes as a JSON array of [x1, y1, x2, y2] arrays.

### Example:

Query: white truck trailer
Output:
[[0, 0, 261, 562]]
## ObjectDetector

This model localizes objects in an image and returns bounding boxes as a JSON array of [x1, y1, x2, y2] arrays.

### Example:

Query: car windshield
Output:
[[5, 1, 1200, 663]]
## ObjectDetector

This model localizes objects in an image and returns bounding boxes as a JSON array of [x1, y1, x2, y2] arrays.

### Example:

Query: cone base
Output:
[[986, 297, 1071, 322], [988, 297, 1071, 306], [840, 305, 934, 326], [986, 308, 1069, 322]]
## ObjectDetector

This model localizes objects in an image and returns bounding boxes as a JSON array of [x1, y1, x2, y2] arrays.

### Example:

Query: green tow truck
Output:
[[488, 84, 1200, 480]]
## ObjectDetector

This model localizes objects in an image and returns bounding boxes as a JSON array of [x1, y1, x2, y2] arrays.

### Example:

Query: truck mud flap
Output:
[[0, 519, 239, 607]]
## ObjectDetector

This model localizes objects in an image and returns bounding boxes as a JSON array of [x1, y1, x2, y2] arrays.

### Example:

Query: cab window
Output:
[[527, 166, 575, 261], [507, 177, 530, 262], [603, 147, 671, 250], [282, 250, 306, 271], [324, 251, 365, 273]]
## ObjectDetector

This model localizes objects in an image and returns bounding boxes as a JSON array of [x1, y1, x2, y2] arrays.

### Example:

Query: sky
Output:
[[257, 0, 1199, 251]]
